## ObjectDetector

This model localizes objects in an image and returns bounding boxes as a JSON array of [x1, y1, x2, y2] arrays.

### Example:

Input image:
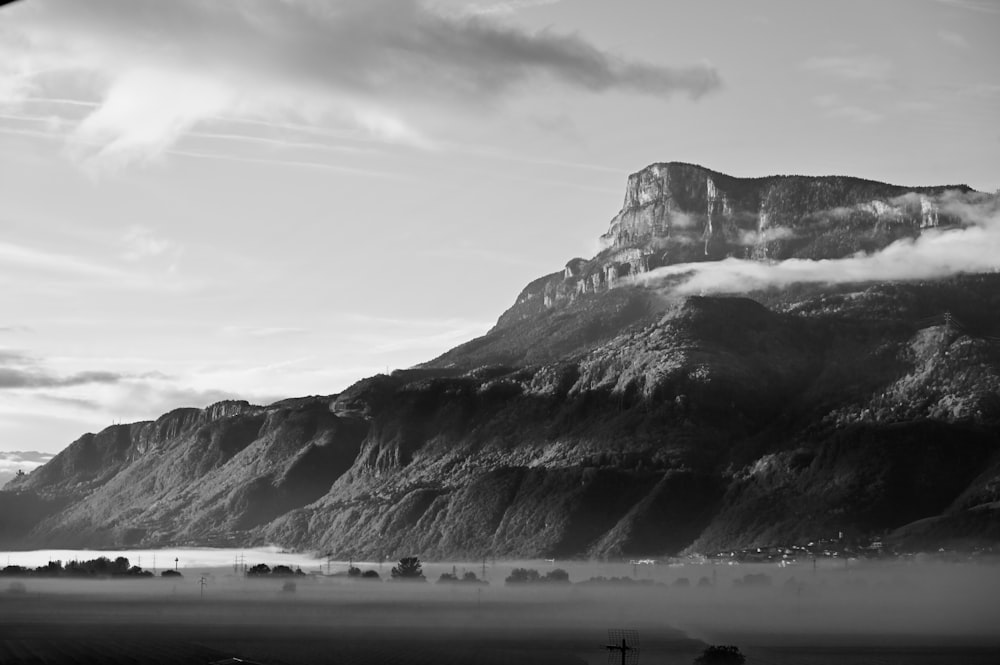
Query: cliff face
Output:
[[493, 163, 969, 330], [3, 163, 997, 558]]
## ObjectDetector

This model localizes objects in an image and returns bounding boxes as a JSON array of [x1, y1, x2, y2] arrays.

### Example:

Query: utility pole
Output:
[[200, 576, 208, 599], [604, 630, 639, 665], [174, 557, 179, 572]]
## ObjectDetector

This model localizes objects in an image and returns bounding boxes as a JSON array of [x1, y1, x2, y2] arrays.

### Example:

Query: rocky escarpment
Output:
[[495, 163, 971, 329], [3, 163, 998, 558]]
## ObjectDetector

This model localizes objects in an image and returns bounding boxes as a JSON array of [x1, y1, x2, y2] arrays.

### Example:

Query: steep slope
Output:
[[5, 163, 998, 557], [427, 162, 973, 369]]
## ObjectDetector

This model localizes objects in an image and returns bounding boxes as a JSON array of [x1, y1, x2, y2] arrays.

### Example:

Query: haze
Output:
[[2, 554, 999, 664]]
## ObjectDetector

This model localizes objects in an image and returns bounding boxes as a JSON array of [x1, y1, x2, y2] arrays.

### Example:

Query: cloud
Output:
[[0, 451, 55, 485], [0, 238, 196, 293], [938, 30, 970, 49], [0, 363, 126, 390], [802, 54, 893, 82], [0, 240, 126, 279], [933, 0, 1000, 14], [0, 348, 131, 390], [119, 226, 179, 262], [464, 0, 564, 16], [812, 94, 884, 124], [1, 0, 721, 168], [637, 191, 1000, 297], [221, 326, 309, 338], [107, 383, 270, 417]]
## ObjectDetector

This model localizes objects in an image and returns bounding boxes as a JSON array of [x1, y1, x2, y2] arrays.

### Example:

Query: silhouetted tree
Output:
[[161, 569, 182, 578], [505, 568, 540, 584], [361, 570, 380, 579], [271, 565, 295, 576], [247, 563, 271, 576], [390, 556, 425, 580], [694, 645, 745, 665], [544, 568, 570, 583], [38, 560, 63, 576]]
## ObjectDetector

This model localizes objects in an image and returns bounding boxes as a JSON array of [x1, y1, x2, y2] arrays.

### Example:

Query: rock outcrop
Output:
[[496, 163, 969, 328]]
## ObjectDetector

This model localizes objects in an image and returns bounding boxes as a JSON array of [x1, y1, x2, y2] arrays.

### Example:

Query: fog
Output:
[[638, 191, 1000, 297], [2, 553, 999, 664]]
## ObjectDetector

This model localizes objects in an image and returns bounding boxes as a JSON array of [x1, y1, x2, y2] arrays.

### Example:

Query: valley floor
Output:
[[1, 560, 999, 665]]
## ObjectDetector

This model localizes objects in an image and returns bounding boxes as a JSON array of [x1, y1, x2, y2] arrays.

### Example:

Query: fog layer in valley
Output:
[[2, 554, 999, 665]]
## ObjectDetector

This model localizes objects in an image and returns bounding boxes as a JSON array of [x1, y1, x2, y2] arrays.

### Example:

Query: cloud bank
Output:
[[638, 191, 1000, 296], [0, 0, 720, 168], [0, 350, 126, 389]]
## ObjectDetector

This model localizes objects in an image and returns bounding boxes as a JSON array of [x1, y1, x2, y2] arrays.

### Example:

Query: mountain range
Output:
[[3, 162, 998, 558]]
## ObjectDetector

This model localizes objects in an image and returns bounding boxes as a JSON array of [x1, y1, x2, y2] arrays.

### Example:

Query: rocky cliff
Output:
[[3, 163, 997, 558], [491, 163, 970, 331]]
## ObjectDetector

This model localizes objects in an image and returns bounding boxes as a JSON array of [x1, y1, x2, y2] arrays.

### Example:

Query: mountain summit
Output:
[[3, 164, 998, 557]]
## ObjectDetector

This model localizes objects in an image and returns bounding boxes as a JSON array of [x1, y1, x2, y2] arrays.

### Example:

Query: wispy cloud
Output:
[[0, 451, 55, 485], [0, 349, 127, 389], [221, 326, 309, 339], [933, 0, 1000, 14], [812, 94, 884, 124], [638, 191, 1000, 297], [802, 54, 894, 82], [166, 147, 400, 179], [464, 0, 564, 16], [0, 240, 126, 279], [938, 30, 970, 48], [119, 226, 180, 263], [1, 0, 721, 170]]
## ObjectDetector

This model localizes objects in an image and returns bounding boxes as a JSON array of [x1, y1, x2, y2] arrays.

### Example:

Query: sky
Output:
[[1, 0, 998, 454]]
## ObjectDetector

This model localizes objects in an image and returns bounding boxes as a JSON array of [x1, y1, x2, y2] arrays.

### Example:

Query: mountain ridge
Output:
[[3, 163, 998, 558]]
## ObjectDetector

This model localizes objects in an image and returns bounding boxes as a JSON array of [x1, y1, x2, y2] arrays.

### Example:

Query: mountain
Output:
[[3, 162, 998, 557]]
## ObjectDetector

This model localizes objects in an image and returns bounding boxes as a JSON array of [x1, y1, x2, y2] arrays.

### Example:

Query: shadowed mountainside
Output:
[[3, 163, 998, 557]]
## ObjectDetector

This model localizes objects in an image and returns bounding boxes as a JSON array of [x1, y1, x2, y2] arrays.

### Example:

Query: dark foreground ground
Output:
[[2, 561, 999, 664]]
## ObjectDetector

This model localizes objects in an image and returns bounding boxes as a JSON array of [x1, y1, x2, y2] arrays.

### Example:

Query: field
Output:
[[2, 557, 999, 664]]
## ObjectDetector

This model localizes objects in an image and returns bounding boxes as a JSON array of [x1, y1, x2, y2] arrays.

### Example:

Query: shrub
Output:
[[693, 645, 745, 664]]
